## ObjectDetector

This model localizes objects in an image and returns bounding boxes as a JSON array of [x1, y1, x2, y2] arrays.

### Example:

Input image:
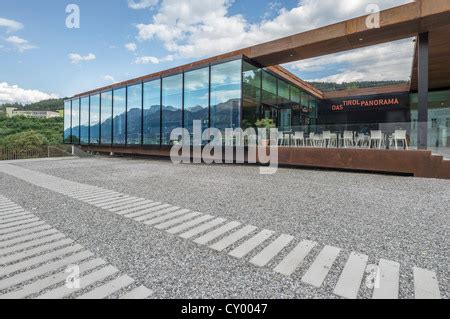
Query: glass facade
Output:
[[64, 100, 71, 143], [143, 79, 161, 145], [70, 56, 450, 154], [162, 74, 183, 145], [113, 87, 126, 145], [410, 90, 450, 149], [211, 60, 242, 132], [65, 59, 247, 147], [127, 83, 142, 145], [62, 55, 449, 163], [90, 93, 100, 145], [241, 60, 318, 133], [80, 96, 89, 145], [64, 58, 322, 147], [101, 91, 113, 145]]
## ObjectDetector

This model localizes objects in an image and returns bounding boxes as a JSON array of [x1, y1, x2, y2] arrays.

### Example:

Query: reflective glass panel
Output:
[[242, 61, 261, 129], [278, 80, 290, 100], [71, 98, 80, 144], [90, 94, 100, 144], [184, 67, 209, 135], [80, 96, 89, 145], [210, 60, 242, 131], [290, 86, 300, 104], [100, 91, 113, 145], [262, 71, 277, 107], [278, 79, 290, 110], [64, 100, 71, 143], [113, 87, 126, 145], [127, 84, 142, 145], [162, 74, 183, 145], [143, 79, 161, 145]]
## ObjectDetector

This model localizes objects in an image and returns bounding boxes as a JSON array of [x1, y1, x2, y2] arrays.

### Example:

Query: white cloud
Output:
[[135, 0, 412, 60], [102, 75, 115, 82], [287, 38, 415, 83], [211, 89, 241, 104], [5, 35, 37, 52], [134, 54, 173, 64], [134, 56, 160, 64], [68, 53, 96, 64], [125, 42, 137, 52], [128, 0, 159, 10], [0, 82, 58, 105], [0, 17, 23, 33]]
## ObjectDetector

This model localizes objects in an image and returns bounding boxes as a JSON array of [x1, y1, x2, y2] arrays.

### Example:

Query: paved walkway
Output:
[[0, 195, 153, 299]]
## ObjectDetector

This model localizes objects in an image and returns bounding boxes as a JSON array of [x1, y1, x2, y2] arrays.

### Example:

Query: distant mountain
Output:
[[162, 105, 179, 112], [186, 105, 206, 112], [307, 81, 409, 92], [0, 98, 65, 113]]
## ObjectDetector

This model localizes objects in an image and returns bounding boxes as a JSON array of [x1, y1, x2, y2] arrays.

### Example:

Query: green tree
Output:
[[0, 116, 63, 145], [3, 130, 49, 150], [0, 98, 65, 113]]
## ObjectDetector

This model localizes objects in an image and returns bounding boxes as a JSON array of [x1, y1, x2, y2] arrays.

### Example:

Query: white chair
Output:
[[392, 130, 409, 150], [322, 131, 337, 148], [322, 131, 331, 148], [370, 130, 383, 149], [284, 133, 292, 146], [306, 133, 315, 147], [342, 131, 354, 148], [314, 134, 323, 147], [356, 133, 369, 148], [292, 132, 305, 147], [330, 133, 338, 147], [277, 132, 284, 146]]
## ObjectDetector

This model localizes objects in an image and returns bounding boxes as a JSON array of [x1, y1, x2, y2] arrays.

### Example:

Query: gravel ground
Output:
[[1, 156, 449, 299]]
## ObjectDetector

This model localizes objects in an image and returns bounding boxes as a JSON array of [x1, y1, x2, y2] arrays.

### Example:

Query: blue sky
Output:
[[0, 0, 414, 104]]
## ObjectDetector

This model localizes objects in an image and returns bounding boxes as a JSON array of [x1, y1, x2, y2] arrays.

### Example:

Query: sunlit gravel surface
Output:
[[1, 156, 448, 299]]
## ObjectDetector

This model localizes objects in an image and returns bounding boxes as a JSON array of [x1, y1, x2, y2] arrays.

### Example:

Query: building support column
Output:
[[418, 32, 429, 150]]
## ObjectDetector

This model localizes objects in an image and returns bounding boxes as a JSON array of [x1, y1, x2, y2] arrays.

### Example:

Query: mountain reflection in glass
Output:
[[100, 91, 113, 145], [162, 74, 183, 145], [143, 79, 161, 145], [113, 87, 126, 145], [184, 67, 209, 141], [80, 96, 89, 145], [127, 84, 142, 145], [89, 94, 100, 144], [211, 60, 242, 132]]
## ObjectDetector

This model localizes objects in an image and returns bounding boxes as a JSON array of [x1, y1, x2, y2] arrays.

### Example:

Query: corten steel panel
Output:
[[421, 0, 450, 16], [275, 147, 449, 179], [345, 2, 421, 35], [82, 145, 450, 179], [345, 22, 419, 49], [438, 161, 450, 179], [248, 0, 450, 65]]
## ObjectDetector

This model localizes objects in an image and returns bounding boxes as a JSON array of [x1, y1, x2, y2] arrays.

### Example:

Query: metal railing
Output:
[[0, 145, 75, 161]]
